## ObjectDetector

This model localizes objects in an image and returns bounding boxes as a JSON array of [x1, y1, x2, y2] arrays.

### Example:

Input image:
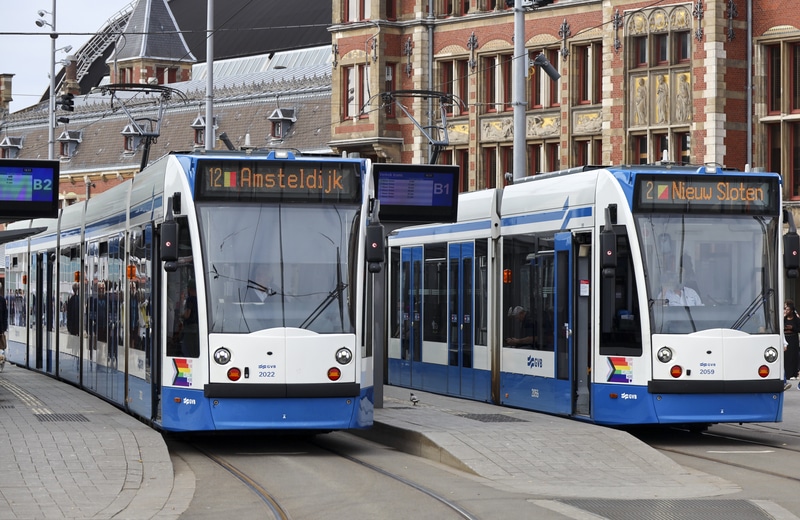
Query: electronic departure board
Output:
[[633, 174, 780, 215], [374, 163, 460, 222], [196, 159, 362, 203], [0, 159, 59, 219]]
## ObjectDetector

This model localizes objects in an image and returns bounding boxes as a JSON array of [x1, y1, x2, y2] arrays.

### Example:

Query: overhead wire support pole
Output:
[[205, 0, 214, 151], [42, 0, 58, 161], [513, 0, 527, 182]]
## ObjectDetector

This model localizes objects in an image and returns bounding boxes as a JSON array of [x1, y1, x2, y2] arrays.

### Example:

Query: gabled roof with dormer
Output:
[[0, 136, 23, 148], [108, 0, 196, 64]]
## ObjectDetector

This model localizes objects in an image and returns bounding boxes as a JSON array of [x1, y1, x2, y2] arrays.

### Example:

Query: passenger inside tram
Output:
[[506, 306, 536, 348]]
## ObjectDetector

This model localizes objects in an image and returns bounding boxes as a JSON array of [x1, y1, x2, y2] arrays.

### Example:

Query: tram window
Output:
[[166, 217, 199, 358], [423, 244, 447, 343], [503, 234, 551, 350], [390, 248, 401, 339], [599, 232, 642, 356], [474, 240, 488, 347]]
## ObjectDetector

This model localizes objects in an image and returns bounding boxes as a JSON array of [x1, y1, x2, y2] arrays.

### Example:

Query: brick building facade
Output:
[[328, 0, 800, 198]]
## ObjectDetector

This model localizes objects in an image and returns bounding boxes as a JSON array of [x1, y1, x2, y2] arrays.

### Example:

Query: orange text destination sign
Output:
[[196, 159, 361, 202], [634, 174, 779, 215]]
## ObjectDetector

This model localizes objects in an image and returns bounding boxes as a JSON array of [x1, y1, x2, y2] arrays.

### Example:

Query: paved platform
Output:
[[1, 361, 798, 519], [0, 364, 192, 519], [359, 386, 800, 520]]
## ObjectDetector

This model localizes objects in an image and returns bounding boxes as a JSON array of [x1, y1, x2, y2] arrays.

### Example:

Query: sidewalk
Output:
[[361, 385, 800, 520], [0, 364, 192, 519]]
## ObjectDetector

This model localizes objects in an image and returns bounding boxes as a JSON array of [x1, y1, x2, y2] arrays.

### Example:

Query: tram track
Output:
[[309, 435, 479, 520], [169, 433, 480, 520], [634, 422, 800, 486], [189, 441, 292, 520]]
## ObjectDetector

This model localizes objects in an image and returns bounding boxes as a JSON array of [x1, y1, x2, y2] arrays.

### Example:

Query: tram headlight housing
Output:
[[214, 348, 232, 365], [335, 347, 353, 365], [764, 347, 778, 363], [657, 347, 673, 363]]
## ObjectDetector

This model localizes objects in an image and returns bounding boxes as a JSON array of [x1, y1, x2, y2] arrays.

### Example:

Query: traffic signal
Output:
[[60, 93, 74, 112]]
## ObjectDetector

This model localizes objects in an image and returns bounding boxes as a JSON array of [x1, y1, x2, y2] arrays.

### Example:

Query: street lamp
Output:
[[35, 1, 57, 160]]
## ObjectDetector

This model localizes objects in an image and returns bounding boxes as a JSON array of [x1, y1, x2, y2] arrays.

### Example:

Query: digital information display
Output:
[[196, 159, 362, 203], [374, 163, 460, 222], [633, 174, 780, 215], [0, 159, 59, 219]]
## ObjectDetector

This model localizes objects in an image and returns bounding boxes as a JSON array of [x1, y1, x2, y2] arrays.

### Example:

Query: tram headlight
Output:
[[657, 347, 673, 363], [764, 347, 779, 363], [214, 348, 232, 365], [335, 347, 353, 365]]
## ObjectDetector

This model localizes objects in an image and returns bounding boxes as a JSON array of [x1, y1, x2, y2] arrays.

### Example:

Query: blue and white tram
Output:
[[387, 164, 797, 426], [4, 150, 384, 432]]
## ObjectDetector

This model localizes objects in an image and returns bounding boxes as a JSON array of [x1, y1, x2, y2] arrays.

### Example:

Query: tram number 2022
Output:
[[258, 364, 277, 378]]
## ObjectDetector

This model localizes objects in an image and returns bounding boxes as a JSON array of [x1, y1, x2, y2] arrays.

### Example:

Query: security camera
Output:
[[35, 19, 46, 27], [533, 53, 561, 81]]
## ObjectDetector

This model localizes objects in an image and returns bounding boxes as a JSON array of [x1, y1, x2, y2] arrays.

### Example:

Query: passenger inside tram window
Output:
[[506, 306, 535, 348], [244, 264, 279, 303], [181, 280, 200, 357], [93, 282, 108, 343], [680, 254, 699, 293], [658, 275, 703, 306], [67, 283, 80, 336]]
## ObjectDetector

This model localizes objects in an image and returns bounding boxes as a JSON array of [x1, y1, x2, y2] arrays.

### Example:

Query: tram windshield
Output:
[[197, 203, 359, 334], [636, 214, 779, 335]]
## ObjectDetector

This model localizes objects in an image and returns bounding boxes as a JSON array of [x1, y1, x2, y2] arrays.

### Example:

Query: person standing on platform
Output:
[[784, 300, 800, 390], [0, 283, 8, 354]]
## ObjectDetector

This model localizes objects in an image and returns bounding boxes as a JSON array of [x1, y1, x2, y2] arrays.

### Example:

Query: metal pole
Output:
[[48, 0, 57, 160], [512, 0, 526, 182], [205, 0, 214, 151], [746, 0, 752, 168]]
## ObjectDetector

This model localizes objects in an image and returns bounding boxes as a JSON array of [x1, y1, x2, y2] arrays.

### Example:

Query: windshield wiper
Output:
[[299, 282, 348, 329], [731, 288, 773, 330]]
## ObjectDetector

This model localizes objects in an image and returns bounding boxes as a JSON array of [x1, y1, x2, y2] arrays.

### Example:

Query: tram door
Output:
[[447, 242, 476, 397], [45, 251, 57, 375], [31, 252, 42, 370], [30, 251, 56, 373], [552, 233, 574, 415], [397, 246, 422, 387]]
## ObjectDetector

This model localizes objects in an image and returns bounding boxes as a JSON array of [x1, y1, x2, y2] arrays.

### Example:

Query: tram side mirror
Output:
[[600, 228, 617, 278], [366, 221, 385, 273], [785, 232, 800, 278], [161, 220, 179, 263]]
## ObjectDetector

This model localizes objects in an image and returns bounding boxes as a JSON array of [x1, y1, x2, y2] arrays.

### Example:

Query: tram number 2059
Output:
[[699, 362, 716, 375]]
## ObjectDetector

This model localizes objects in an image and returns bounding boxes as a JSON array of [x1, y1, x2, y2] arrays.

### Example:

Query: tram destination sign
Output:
[[374, 163, 460, 222], [196, 159, 361, 203], [0, 159, 59, 219], [634, 174, 779, 215]]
